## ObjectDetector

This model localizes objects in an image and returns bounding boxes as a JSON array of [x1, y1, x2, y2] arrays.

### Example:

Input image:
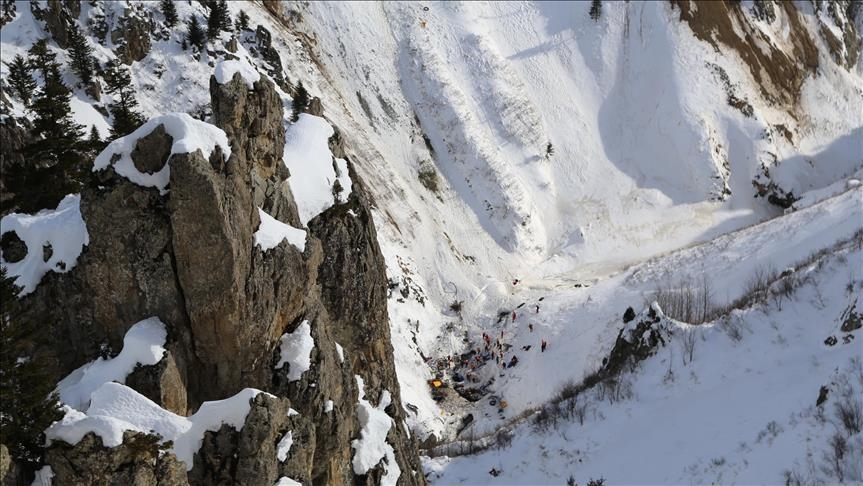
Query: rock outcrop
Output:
[[24, 69, 423, 484], [45, 432, 188, 486]]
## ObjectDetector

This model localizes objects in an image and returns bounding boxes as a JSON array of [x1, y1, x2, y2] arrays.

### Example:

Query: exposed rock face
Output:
[[242, 25, 292, 91], [29, 71, 423, 484], [604, 303, 673, 376], [0, 444, 23, 486], [0, 117, 36, 212], [30, 0, 81, 49], [130, 126, 173, 174], [45, 432, 188, 486], [671, 0, 819, 106], [111, 9, 151, 64]]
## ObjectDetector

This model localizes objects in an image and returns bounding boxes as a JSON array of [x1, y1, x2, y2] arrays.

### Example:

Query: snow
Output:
[[421, 187, 863, 484], [255, 207, 306, 252], [46, 382, 264, 471], [288, 408, 300, 417], [31, 466, 53, 486], [335, 342, 345, 363], [57, 317, 167, 411], [276, 320, 315, 381], [3, 0, 861, 482], [214, 58, 261, 88], [274, 478, 302, 486], [0, 194, 89, 295], [324, 400, 334, 413], [351, 375, 400, 486], [283, 114, 353, 225], [276, 430, 293, 462], [93, 113, 231, 194]]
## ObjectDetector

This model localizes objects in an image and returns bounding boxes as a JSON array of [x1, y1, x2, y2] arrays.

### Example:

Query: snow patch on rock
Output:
[[214, 58, 261, 88], [276, 320, 315, 381], [57, 317, 167, 411], [283, 114, 352, 225], [255, 207, 306, 252], [0, 195, 89, 295], [93, 113, 231, 194], [351, 375, 400, 486], [46, 382, 264, 471], [274, 477, 302, 486], [276, 430, 293, 462]]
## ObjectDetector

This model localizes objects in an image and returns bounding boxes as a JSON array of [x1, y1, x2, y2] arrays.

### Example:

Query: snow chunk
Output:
[[276, 320, 315, 381], [283, 114, 353, 225], [31, 465, 53, 486], [274, 478, 302, 486], [255, 208, 306, 252], [335, 342, 345, 363], [351, 376, 400, 486], [288, 408, 300, 417], [93, 113, 231, 194], [46, 382, 263, 471], [57, 317, 167, 411], [0, 195, 89, 295], [214, 59, 260, 88], [276, 430, 293, 462], [324, 400, 334, 413]]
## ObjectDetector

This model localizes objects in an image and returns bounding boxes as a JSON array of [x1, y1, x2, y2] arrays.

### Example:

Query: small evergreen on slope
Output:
[[5, 55, 36, 106], [236, 10, 250, 31], [590, 0, 602, 21], [186, 15, 206, 50], [103, 59, 146, 138], [0, 268, 63, 470], [207, 0, 231, 39], [27, 39, 56, 81], [160, 0, 178, 28], [291, 81, 310, 122], [67, 23, 95, 85]]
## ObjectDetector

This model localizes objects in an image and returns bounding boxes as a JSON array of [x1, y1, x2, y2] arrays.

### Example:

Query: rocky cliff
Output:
[[8, 67, 423, 485]]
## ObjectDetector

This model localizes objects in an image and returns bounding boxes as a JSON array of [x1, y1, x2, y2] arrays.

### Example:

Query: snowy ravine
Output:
[[1, 0, 861, 484]]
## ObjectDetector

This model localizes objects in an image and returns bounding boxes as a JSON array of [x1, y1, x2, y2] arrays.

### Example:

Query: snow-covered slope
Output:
[[2, 0, 861, 483]]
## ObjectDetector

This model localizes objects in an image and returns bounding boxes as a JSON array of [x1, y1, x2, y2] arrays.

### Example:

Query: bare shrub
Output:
[[681, 328, 697, 365], [718, 315, 744, 342], [822, 432, 848, 482], [834, 379, 863, 435], [553, 379, 580, 403], [572, 396, 589, 426], [742, 265, 777, 308], [653, 274, 715, 324], [418, 161, 440, 193], [494, 429, 513, 451]]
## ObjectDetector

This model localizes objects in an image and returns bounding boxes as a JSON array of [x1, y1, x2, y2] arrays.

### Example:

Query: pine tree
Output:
[[291, 81, 309, 122], [31, 63, 83, 144], [186, 15, 206, 50], [5, 55, 37, 105], [89, 125, 101, 144], [0, 268, 63, 468], [207, 0, 231, 39], [17, 58, 89, 210], [103, 59, 146, 138], [589, 0, 602, 21], [0, 0, 15, 24], [27, 39, 57, 81], [235, 9, 250, 31], [160, 0, 178, 28], [67, 24, 95, 85]]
